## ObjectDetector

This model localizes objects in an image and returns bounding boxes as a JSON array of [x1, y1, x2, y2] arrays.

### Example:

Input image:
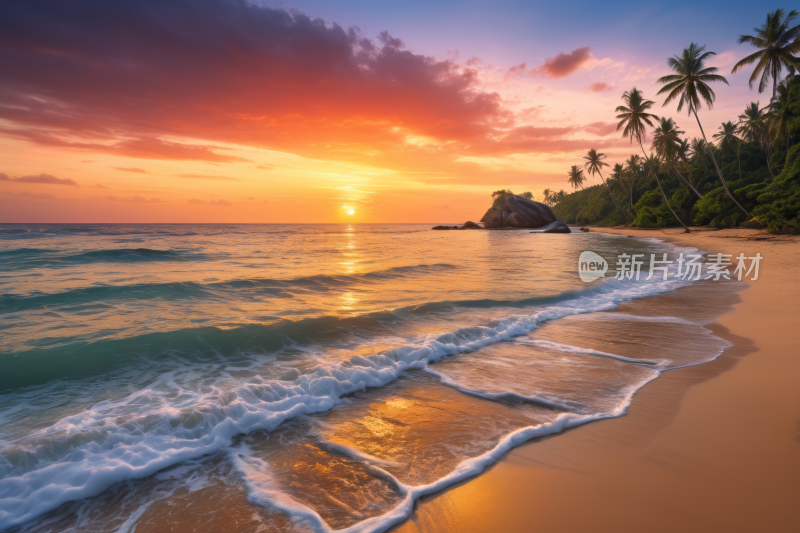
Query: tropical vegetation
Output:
[[540, 8, 800, 234]]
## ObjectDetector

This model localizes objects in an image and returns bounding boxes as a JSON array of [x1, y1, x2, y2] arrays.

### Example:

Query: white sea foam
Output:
[[513, 338, 669, 367], [0, 267, 694, 530], [423, 367, 592, 413], [233, 364, 660, 533]]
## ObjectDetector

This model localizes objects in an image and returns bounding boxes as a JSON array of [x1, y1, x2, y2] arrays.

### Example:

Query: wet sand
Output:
[[394, 227, 800, 533]]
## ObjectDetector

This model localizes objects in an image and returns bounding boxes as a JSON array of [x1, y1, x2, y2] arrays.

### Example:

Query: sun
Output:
[[347, 209, 355, 215]]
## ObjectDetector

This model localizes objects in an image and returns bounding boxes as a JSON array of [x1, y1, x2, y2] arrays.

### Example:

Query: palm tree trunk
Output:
[[653, 170, 690, 233], [597, 170, 629, 223], [787, 135, 792, 168], [736, 143, 742, 180], [691, 105, 749, 217], [762, 134, 776, 178], [673, 164, 703, 198], [638, 142, 690, 232]]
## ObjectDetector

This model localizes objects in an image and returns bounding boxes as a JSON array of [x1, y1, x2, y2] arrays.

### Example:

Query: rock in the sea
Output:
[[432, 221, 484, 230], [531, 221, 571, 233], [480, 195, 559, 228]]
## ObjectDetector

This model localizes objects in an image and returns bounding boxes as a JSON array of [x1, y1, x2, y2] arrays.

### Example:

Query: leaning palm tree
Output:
[[616, 88, 664, 211], [616, 89, 689, 231], [566, 165, 586, 190], [616, 87, 659, 157], [731, 8, 800, 100], [651, 117, 703, 198], [583, 148, 628, 221], [657, 43, 749, 217], [713, 121, 743, 179]]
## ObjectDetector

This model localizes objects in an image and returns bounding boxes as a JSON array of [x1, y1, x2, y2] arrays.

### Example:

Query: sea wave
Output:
[[0, 272, 691, 530]]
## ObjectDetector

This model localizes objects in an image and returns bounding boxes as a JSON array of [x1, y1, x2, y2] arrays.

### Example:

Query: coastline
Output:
[[393, 226, 800, 533]]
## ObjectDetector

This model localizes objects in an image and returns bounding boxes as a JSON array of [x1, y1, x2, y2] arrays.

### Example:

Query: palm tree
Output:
[[615, 88, 669, 214], [651, 117, 703, 198], [542, 188, 552, 206], [616, 87, 659, 157], [738, 101, 766, 143], [675, 138, 694, 184], [766, 78, 800, 168], [624, 154, 642, 210], [616, 88, 689, 232], [731, 8, 800, 100], [566, 166, 586, 190], [609, 163, 625, 190], [713, 121, 743, 179], [738, 101, 774, 177], [657, 43, 749, 217], [583, 148, 628, 222], [643, 154, 691, 232]]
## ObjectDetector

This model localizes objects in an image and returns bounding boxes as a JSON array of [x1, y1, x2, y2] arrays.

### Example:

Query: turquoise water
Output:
[[0, 224, 735, 532]]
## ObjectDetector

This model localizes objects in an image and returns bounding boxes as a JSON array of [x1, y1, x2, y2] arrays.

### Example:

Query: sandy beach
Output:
[[395, 226, 800, 533]]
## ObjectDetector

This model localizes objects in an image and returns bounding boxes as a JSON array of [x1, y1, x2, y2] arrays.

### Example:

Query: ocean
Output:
[[0, 224, 740, 532]]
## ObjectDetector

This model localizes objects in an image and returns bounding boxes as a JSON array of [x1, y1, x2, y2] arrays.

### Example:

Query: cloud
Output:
[[106, 195, 161, 203], [112, 167, 149, 173], [1, 173, 78, 186], [188, 198, 231, 206], [176, 174, 242, 181], [533, 46, 594, 78], [4, 191, 58, 200], [708, 50, 738, 69], [0, 1, 625, 177], [589, 82, 613, 92], [94, 184, 110, 189], [80, 160, 97, 163], [622, 67, 651, 82], [582, 121, 618, 136]]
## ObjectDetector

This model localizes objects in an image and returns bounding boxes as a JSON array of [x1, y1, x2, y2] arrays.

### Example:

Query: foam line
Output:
[[423, 367, 590, 413], [514, 338, 667, 367]]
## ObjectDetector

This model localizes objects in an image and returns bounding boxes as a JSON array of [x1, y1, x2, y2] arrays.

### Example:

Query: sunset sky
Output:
[[0, 0, 776, 223]]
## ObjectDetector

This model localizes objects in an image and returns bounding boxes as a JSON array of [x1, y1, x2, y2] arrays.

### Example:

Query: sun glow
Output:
[[347, 209, 355, 215]]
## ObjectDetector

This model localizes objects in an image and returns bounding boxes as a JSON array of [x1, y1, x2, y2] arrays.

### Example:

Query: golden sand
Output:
[[394, 227, 800, 533]]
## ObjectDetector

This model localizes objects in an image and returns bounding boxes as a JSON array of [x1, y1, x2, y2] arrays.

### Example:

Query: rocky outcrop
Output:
[[432, 221, 484, 230], [480, 195, 559, 228], [531, 221, 571, 233]]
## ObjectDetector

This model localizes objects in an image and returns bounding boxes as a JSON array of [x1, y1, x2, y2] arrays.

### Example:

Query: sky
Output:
[[0, 0, 781, 223]]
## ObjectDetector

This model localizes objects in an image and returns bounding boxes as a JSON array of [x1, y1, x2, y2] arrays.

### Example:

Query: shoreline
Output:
[[393, 226, 800, 533]]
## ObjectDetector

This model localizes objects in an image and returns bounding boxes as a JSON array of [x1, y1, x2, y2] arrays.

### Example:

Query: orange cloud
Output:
[[0, 0, 615, 176], [105, 195, 161, 203], [590, 82, 613, 92], [112, 167, 149, 173], [0, 172, 78, 186], [188, 198, 231, 206], [533, 46, 593, 78]]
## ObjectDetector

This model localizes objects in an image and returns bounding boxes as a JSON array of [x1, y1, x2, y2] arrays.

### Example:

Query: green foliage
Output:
[[750, 142, 800, 233], [488, 189, 534, 211]]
